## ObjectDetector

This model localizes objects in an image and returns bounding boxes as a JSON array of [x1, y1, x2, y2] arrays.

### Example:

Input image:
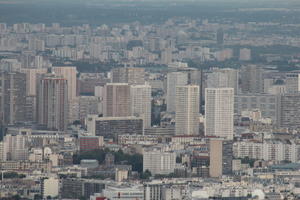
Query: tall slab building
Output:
[[166, 72, 188, 113], [37, 74, 68, 131], [175, 85, 199, 135], [0, 71, 27, 125], [103, 83, 131, 117], [205, 88, 234, 140], [131, 84, 152, 128], [52, 66, 77, 100]]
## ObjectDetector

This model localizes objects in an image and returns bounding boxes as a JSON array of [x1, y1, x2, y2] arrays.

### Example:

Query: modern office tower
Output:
[[175, 85, 199, 135], [216, 28, 224, 45], [103, 83, 131, 117], [52, 66, 77, 100], [0, 71, 27, 125], [239, 48, 251, 61], [234, 94, 279, 123], [111, 67, 145, 85], [206, 68, 239, 94], [37, 74, 68, 131], [86, 115, 143, 140], [205, 88, 234, 140], [240, 64, 263, 94], [167, 72, 188, 113], [130, 84, 152, 128], [209, 138, 233, 177], [143, 149, 176, 175], [278, 94, 300, 129], [285, 73, 300, 93]]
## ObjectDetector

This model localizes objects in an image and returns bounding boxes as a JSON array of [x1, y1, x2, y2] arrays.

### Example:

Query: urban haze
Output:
[[0, 0, 300, 199]]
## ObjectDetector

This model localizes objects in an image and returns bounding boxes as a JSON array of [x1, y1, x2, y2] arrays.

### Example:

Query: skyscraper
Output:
[[111, 67, 145, 85], [52, 66, 77, 100], [167, 72, 188, 113], [103, 83, 131, 117], [205, 88, 234, 140], [175, 85, 199, 135], [37, 74, 68, 131], [131, 84, 152, 128]]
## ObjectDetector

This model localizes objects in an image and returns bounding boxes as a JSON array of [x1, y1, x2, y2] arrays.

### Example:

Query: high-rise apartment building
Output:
[[37, 74, 68, 131], [240, 65, 263, 94], [22, 68, 48, 96], [187, 69, 203, 113], [206, 68, 239, 94], [0, 71, 27, 125], [103, 83, 131, 117], [234, 94, 279, 123], [111, 67, 145, 85], [131, 84, 152, 128], [205, 88, 234, 140], [278, 94, 300, 128], [175, 85, 199, 135], [167, 72, 188, 113], [52, 66, 77, 100]]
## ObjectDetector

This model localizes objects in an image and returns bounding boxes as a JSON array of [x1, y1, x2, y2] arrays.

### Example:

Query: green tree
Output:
[[140, 170, 152, 180]]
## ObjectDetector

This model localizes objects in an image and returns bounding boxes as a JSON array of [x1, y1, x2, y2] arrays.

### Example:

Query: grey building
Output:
[[240, 65, 263, 94], [111, 67, 145, 85], [0, 71, 27, 126], [234, 94, 279, 123], [61, 179, 105, 199], [278, 94, 300, 129], [86, 115, 143, 140]]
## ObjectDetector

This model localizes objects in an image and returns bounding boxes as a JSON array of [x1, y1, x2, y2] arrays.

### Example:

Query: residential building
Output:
[[175, 85, 199, 135], [205, 88, 234, 140]]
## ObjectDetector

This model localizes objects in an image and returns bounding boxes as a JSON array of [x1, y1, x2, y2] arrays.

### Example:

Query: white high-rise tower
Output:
[[175, 85, 200, 135], [167, 72, 188, 113], [205, 88, 234, 140]]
